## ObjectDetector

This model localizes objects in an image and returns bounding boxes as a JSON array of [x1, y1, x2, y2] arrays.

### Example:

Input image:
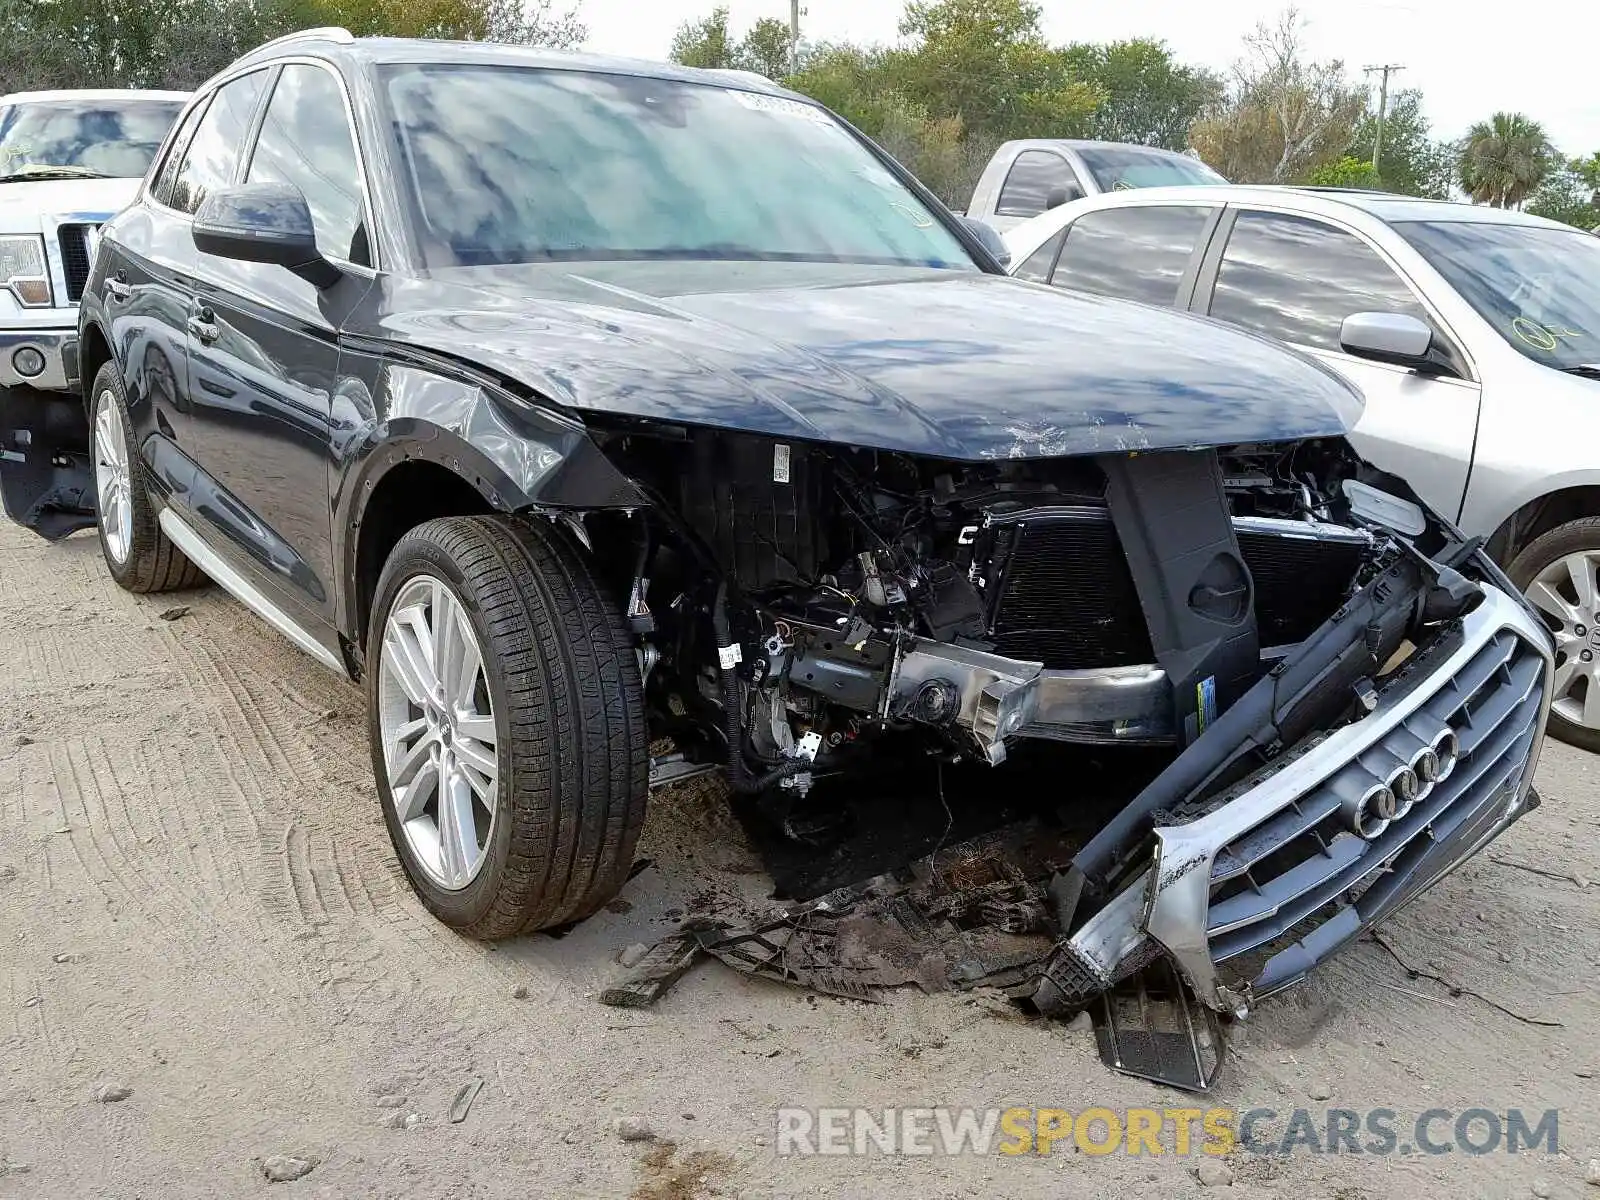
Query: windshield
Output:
[[379, 65, 976, 270], [1074, 146, 1227, 192], [0, 98, 184, 179], [1395, 219, 1600, 371]]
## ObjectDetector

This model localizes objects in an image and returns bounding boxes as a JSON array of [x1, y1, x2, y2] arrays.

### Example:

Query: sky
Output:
[[576, 0, 1600, 155]]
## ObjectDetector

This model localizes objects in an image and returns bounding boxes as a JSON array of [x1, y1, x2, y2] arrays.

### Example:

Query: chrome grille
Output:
[[1203, 627, 1546, 997]]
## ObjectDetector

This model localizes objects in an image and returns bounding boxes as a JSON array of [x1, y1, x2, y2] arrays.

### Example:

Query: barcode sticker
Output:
[[772, 443, 792, 483]]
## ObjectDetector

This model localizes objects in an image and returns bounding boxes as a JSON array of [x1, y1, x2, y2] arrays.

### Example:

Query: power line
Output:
[[1363, 63, 1404, 174]]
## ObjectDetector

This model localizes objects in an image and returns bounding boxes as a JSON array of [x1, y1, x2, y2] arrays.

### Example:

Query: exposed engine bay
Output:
[[593, 426, 1551, 1080]]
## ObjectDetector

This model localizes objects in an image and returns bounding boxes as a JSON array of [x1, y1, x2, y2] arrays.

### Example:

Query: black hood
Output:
[[377, 261, 1363, 461]]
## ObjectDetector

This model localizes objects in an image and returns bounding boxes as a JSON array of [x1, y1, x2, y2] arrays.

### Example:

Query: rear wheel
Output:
[[366, 515, 649, 936], [90, 362, 204, 593], [1508, 517, 1600, 753]]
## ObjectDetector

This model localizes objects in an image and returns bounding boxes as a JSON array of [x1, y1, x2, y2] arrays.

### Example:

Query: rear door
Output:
[[1197, 209, 1481, 521], [183, 60, 375, 629], [1043, 202, 1221, 308]]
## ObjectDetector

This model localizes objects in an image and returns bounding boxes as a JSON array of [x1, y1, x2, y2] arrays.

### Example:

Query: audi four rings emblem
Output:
[[1351, 726, 1460, 840]]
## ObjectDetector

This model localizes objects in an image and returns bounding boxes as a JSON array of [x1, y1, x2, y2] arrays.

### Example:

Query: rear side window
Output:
[[996, 151, 1083, 219], [1210, 211, 1429, 351], [1052, 205, 1214, 306], [246, 64, 367, 263], [168, 70, 269, 215]]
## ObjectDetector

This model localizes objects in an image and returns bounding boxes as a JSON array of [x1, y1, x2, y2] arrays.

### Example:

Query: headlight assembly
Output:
[[0, 235, 51, 307]]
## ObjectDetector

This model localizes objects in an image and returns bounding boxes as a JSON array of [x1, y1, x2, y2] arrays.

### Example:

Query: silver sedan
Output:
[[1002, 185, 1600, 750]]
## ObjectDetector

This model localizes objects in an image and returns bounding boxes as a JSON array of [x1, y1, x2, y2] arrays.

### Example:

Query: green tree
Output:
[[1459, 112, 1556, 208], [885, 0, 1098, 142], [1302, 155, 1381, 188], [669, 6, 737, 69], [1062, 38, 1221, 150], [1344, 89, 1453, 198], [1527, 166, 1599, 229], [1190, 9, 1364, 183], [739, 17, 795, 79]]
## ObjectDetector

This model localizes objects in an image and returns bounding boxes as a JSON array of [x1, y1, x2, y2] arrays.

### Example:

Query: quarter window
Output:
[[996, 151, 1083, 219], [1012, 231, 1063, 283], [169, 70, 269, 215], [1211, 211, 1430, 351], [151, 98, 210, 207], [246, 64, 368, 264], [1052, 205, 1214, 306]]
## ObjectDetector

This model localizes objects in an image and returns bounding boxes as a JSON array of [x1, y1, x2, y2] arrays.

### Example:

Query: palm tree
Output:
[[1459, 112, 1556, 208]]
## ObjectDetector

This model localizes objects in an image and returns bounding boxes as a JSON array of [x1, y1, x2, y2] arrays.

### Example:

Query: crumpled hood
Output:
[[0, 176, 140, 231], [380, 261, 1363, 461]]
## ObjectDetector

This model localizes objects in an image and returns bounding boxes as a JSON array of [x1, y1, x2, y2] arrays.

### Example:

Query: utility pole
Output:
[[789, 0, 802, 74], [1363, 64, 1405, 174]]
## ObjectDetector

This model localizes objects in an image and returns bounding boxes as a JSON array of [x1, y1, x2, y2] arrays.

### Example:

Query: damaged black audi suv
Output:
[[0, 29, 1553, 1021]]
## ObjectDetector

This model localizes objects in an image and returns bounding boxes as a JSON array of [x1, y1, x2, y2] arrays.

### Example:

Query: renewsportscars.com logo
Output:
[[775, 1107, 1561, 1157]]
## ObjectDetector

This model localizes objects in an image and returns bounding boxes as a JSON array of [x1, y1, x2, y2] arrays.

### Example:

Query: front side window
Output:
[[1210, 211, 1429, 352], [247, 64, 367, 264], [1052, 205, 1214, 306], [0, 98, 184, 181], [1395, 219, 1600, 372], [996, 150, 1081, 218], [170, 70, 269, 215], [379, 65, 976, 271]]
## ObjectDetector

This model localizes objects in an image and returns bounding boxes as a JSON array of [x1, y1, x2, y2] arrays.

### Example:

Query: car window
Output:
[[1052, 205, 1214, 306], [1012, 231, 1064, 283], [1395, 219, 1600, 372], [0, 97, 184, 180], [379, 65, 975, 271], [996, 151, 1083, 219], [151, 98, 210, 207], [1073, 146, 1227, 192], [169, 70, 269, 216], [247, 64, 367, 264], [1211, 211, 1430, 352]]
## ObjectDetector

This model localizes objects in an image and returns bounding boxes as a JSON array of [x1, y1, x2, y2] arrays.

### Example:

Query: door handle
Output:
[[104, 273, 131, 301], [187, 307, 219, 344]]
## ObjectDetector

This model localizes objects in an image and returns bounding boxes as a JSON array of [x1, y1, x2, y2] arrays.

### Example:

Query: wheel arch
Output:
[[1486, 483, 1600, 566], [78, 318, 112, 418]]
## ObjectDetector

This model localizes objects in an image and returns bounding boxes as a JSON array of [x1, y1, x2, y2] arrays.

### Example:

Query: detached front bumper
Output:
[[0, 326, 78, 392], [1067, 583, 1552, 1014]]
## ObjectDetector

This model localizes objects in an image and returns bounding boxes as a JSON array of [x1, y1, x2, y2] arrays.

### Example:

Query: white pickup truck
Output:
[[0, 90, 187, 398], [963, 138, 1227, 233]]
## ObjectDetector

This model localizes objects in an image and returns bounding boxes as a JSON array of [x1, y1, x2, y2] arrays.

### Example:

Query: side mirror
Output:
[[192, 182, 341, 289], [1045, 184, 1081, 210], [961, 217, 1011, 269], [1339, 311, 1433, 368]]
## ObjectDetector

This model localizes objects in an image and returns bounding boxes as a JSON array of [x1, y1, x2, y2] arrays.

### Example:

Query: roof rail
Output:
[[254, 26, 355, 54]]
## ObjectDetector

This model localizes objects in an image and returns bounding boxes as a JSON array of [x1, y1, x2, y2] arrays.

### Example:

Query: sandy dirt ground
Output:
[[0, 518, 1597, 1199]]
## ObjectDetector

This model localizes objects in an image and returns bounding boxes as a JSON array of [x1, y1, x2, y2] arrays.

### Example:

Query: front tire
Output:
[[366, 515, 649, 937], [89, 362, 204, 593], [1508, 517, 1600, 753]]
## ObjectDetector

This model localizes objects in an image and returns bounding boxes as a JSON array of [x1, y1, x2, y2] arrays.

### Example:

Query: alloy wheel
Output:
[[1525, 549, 1600, 730], [378, 574, 499, 890], [93, 389, 133, 565]]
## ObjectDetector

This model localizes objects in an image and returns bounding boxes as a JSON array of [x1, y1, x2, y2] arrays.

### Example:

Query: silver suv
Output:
[[1004, 186, 1600, 751]]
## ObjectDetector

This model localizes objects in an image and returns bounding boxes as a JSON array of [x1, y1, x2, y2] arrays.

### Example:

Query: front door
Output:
[[183, 62, 374, 628], [1202, 208, 1482, 522]]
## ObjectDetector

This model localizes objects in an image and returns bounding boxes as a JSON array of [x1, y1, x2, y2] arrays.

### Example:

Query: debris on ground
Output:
[[1585, 1158, 1600, 1186], [448, 1077, 484, 1124], [375, 1094, 407, 1109], [614, 1117, 658, 1143], [511, 983, 529, 1000], [1195, 1158, 1234, 1186], [630, 1142, 735, 1200], [90, 1082, 132, 1103], [261, 1154, 317, 1183], [157, 605, 190, 622], [617, 942, 651, 969]]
